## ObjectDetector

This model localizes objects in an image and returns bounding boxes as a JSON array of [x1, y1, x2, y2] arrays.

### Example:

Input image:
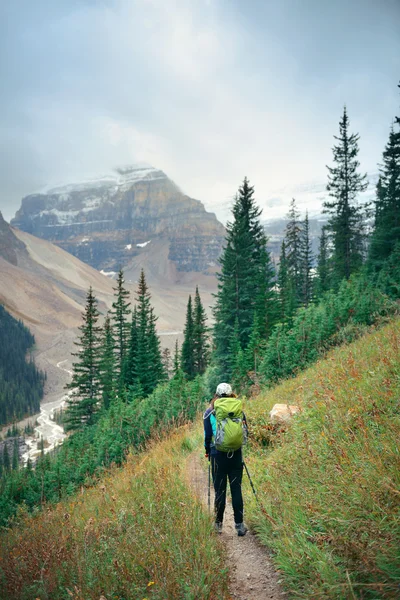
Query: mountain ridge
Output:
[[11, 165, 226, 274]]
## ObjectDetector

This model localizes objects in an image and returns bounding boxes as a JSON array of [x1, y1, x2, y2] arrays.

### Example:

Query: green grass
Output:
[[242, 319, 400, 598], [0, 427, 229, 600]]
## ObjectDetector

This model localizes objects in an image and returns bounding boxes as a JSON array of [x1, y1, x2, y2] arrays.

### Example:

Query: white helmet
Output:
[[216, 382, 232, 397]]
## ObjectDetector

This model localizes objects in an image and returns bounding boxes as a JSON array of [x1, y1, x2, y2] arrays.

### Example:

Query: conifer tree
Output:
[[111, 269, 131, 382], [135, 270, 165, 396], [147, 307, 166, 391], [315, 226, 330, 298], [2, 444, 10, 473], [161, 347, 172, 378], [12, 439, 19, 471], [299, 211, 314, 307], [66, 287, 102, 430], [98, 314, 115, 410], [323, 106, 368, 283], [181, 295, 196, 379], [213, 178, 276, 377], [278, 241, 296, 322], [368, 112, 400, 270], [193, 287, 209, 376], [285, 198, 302, 304]]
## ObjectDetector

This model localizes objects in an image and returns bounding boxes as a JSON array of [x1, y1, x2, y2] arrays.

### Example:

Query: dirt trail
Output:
[[186, 452, 288, 600]]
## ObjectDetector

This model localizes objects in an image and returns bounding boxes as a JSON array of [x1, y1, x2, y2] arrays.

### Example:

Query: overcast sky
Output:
[[0, 0, 399, 223]]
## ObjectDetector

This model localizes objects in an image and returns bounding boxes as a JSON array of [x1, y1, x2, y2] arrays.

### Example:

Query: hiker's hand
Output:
[[205, 453, 210, 461]]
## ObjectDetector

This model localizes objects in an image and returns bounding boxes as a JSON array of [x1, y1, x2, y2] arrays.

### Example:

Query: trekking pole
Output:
[[243, 460, 278, 526], [242, 460, 259, 504], [208, 460, 211, 512]]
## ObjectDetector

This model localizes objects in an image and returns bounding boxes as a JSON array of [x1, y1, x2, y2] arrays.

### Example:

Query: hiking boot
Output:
[[214, 521, 223, 534], [235, 522, 248, 536]]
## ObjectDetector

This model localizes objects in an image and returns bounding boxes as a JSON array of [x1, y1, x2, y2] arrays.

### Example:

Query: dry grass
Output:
[[0, 427, 229, 600], [242, 319, 400, 598]]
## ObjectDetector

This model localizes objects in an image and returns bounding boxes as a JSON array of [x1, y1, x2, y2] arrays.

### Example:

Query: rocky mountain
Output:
[[11, 165, 225, 275]]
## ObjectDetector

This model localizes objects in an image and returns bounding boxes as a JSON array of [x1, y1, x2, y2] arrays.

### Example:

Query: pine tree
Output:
[[299, 211, 314, 307], [315, 226, 330, 298], [285, 198, 303, 304], [213, 178, 276, 378], [278, 241, 296, 322], [12, 439, 19, 471], [162, 347, 172, 378], [147, 307, 166, 391], [98, 314, 115, 410], [66, 287, 102, 430], [368, 113, 400, 270], [111, 269, 131, 382], [323, 106, 368, 283], [181, 295, 196, 379], [135, 270, 165, 396], [193, 287, 209, 375], [3, 443, 10, 473]]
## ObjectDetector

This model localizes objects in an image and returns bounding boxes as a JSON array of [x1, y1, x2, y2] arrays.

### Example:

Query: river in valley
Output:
[[21, 360, 72, 464]]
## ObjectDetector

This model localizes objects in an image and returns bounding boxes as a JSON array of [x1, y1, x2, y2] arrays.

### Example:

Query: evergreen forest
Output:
[[0, 305, 45, 426]]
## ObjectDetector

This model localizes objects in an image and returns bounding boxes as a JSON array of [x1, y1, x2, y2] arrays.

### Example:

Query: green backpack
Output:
[[214, 397, 246, 452]]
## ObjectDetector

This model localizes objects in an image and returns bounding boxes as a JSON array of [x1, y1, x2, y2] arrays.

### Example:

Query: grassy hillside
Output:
[[243, 319, 400, 598], [1, 320, 399, 599], [0, 428, 229, 600]]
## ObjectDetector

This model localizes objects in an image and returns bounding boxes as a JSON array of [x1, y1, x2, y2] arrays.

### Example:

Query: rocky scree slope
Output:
[[11, 165, 225, 274]]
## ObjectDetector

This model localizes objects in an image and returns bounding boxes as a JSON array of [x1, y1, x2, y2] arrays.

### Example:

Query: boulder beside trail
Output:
[[269, 403, 300, 424]]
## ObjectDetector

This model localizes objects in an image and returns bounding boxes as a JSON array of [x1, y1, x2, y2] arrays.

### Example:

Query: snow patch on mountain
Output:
[[137, 240, 151, 248], [38, 164, 166, 197]]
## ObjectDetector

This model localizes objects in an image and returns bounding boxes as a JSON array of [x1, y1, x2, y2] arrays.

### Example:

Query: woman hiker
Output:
[[203, 382, 248, 536]]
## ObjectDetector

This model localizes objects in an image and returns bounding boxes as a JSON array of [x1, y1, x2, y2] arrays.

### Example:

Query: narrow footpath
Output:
[[186, 452, 288, 600]]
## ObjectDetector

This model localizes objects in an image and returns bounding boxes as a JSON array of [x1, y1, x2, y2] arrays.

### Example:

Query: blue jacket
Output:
[[203, 406, 217, 456]]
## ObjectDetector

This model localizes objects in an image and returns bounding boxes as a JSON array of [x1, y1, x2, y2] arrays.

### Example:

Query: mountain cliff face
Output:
[[11, 165, 225, 273], [0, 211, 27, 265]]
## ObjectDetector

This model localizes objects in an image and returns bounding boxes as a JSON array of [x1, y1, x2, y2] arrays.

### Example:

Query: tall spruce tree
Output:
[[193, 287, 209, 376], [299, 211, 314, 307], [323, 106, 368, 283], [98, 314, 115, 410], [278, 240, 296, 322], [66, 287, 102, 430], [147, 307, 165, 391], [315, 226, 330, 298], [284, 198, 303, 305], [2, 444, 10, 473], [368, 111, 400, 270], [181, 295, 196, 379], [135, 270, 165, 396], [161, 347, 172, 378], [111, 269, 131, 383], [213, 178, 276, 378], [12, 439, 19, 471]]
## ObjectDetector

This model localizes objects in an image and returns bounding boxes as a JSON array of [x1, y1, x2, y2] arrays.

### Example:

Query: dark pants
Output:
[[211, 450, 244, 525]]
